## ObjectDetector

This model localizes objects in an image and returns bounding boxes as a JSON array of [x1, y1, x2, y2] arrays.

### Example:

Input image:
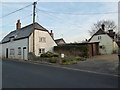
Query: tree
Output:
[[89, 20, 116, 36]]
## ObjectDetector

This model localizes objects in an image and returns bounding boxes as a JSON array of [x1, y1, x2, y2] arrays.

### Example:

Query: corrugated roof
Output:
[[1, 22, 48, 43]]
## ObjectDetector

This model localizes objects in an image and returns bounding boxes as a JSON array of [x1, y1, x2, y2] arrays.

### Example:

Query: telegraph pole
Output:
[[33, 2, 37, 53], [33, 2, 37, 24]]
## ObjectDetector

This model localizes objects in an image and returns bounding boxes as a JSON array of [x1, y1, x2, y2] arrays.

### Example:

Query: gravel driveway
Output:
[[61, 54, 119, 76]]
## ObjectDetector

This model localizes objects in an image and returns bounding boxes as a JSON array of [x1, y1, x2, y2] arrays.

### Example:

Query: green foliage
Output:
[[60, 56, 77, 65], [41, 51, 59, 57], [63, 56, 74, 62], [75, 56, 81, 61], [75, 56, 87, 61], [54, 45, 88, 57], [61, 60, 77, 65], [49, 57, 58, 63]]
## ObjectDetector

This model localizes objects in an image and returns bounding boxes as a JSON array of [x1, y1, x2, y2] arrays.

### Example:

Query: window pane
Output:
[[18, 47, 21, 55]]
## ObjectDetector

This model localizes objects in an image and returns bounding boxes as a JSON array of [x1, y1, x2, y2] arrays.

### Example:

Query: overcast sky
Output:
[[0, 0, 119, 43]]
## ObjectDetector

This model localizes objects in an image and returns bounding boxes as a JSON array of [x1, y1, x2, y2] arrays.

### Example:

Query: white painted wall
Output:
[[1, 38, 28, 60], [29, 33, 33, 53], [0, 29, 57, 59], [29, 29, 57, 56], [0, 44, 2, 58], [90, 34, 118, 54]]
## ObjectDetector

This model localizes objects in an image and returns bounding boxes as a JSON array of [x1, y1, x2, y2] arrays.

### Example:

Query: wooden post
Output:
[[33, 2, 37, 53]]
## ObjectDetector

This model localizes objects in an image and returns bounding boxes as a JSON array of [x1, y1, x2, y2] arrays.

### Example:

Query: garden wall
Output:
[[54, 42, 99, 57]]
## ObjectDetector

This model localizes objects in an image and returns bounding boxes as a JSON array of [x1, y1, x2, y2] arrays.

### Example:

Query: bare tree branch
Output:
[[89, 20, 116, 36]]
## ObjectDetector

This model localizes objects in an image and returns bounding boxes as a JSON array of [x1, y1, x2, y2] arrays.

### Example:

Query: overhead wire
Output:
[[37, 8, 118, 15], [1, 3, 33, 18], [1, 13, 32, 28]]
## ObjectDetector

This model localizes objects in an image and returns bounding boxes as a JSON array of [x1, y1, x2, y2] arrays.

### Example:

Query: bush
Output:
[[41, 51, 59, 57], [53, 53, 59, 57], [61, 60, 77, 65], [60, 56, 77, 65], [49, 57, 58, 63], [80, 57, 87, 61], [75, 56, 86, 61], [63, 56, 75, 62], [75, 56, 81, 61], [54, 45, 88, 57]]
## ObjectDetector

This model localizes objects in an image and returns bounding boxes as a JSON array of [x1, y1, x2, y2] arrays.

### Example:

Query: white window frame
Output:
[[98, 36, 101, 40], [39, 48, 45, 54], [39, 37, 46, 43], [10, 49, 15, 55], [18, 47, 21, 55]]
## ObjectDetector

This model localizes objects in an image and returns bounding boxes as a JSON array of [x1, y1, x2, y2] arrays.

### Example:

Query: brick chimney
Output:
[[101, 24, 105, 31], [16, 20, 21, 30], [50, 30, 54, 39], [108, 30, 115, 39]]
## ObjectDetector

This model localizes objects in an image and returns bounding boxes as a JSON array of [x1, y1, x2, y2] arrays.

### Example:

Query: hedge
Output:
[[54, 45, 88, 57]]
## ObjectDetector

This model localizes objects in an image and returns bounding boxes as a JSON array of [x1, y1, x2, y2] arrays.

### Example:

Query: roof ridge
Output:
[[1, 22, 48, 43]]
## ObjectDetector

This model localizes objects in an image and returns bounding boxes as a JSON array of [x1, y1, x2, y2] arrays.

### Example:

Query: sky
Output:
[[0, 0, 119, 43]]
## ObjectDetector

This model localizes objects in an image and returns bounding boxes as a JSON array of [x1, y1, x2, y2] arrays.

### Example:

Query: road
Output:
[[2, 59, 119, 88]]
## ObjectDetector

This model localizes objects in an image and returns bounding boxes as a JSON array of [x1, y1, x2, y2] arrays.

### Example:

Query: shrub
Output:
[[41, 51, 59, 57], [61, 60, 77, 65], [53, 53, 59, 57], [80, 57, 86, 61], [63, 56, 75, 62], [75, 56, 86, 61], [60, 56, 77, 65], [75, 56, 81, 61], [54, 45, 88, 57], [49, 57, 58, 63]]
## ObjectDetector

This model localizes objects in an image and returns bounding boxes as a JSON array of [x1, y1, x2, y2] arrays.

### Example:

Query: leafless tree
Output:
[[89, 20, 116, 36]]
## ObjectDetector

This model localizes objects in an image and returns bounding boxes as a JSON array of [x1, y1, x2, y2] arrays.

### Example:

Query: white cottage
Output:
[[89, 24, 118, 54], [0, 20, 57, 60]]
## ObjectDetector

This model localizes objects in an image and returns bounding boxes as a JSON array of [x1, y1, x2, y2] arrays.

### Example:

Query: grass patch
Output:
[[61, 60, 77, 65]]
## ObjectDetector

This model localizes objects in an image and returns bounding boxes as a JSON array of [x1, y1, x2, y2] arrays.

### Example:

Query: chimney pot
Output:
[[16, 19, 21, 30], [51, 30, 52, 33], [101, 24, 105, 30], [50, 30, 54, 39]]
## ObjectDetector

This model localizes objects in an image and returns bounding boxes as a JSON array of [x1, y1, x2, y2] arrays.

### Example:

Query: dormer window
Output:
[[9, 36, 15, 42], [10, 38, 14, 42]]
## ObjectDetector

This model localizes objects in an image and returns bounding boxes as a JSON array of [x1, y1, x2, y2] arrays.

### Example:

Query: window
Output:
[[39, 37, 46, 43], [18, 47, 21, 55], [9, 37, 14, 42], [10, 49, 15, 55], [42, 49, 45, 53], [98, 36, 101, 40], [39, 49, 41, 53], [99, 46, 103, 49], [39, 48, 45, 54], [10, 38, 14, 42]]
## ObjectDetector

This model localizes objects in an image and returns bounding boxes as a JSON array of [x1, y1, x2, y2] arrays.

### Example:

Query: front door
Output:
[[23, 47, 27, 60], [6, 48, 8, 58]]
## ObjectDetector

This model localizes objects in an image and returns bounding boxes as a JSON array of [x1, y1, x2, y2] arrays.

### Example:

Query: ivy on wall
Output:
[[54, 45, 88, 57]]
